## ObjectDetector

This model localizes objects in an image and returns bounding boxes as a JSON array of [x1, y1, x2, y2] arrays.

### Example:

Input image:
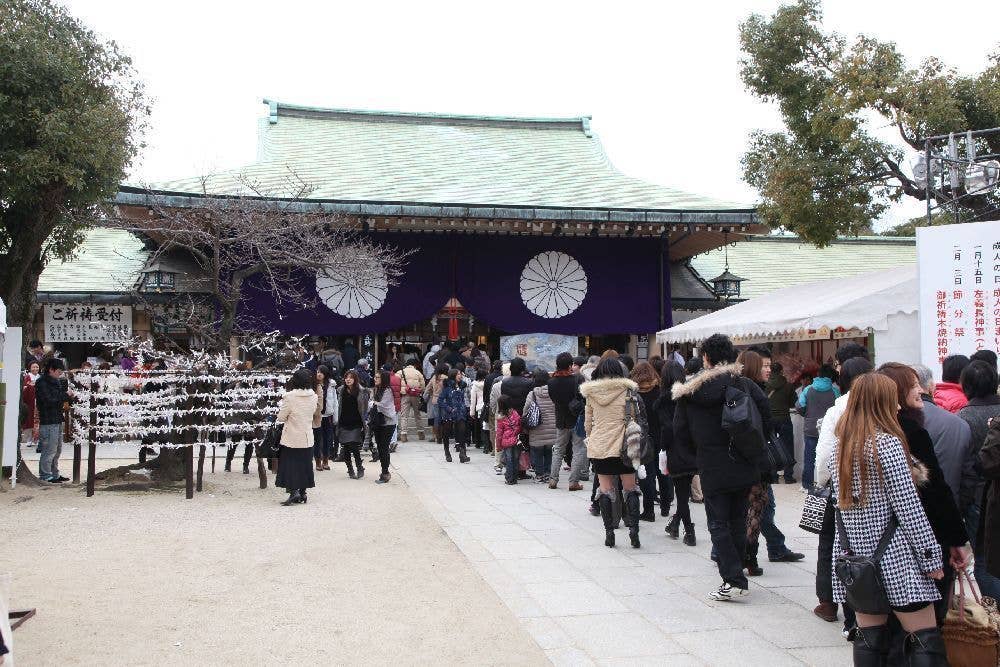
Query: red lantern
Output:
[[447, 303, 459, 341]]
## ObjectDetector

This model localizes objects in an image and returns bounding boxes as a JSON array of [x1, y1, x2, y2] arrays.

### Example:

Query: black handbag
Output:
[[258, 422, 282, 458], [722, 378, 765, 462], [834, 510, 898, 614], [764, 433, 790, 473]]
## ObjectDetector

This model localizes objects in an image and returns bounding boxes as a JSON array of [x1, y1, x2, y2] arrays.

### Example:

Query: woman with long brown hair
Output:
[[876, 364, 971, 638], [337, 369, 370, 479], [737, 350, 802, 577], [830, 373, 945, 665]]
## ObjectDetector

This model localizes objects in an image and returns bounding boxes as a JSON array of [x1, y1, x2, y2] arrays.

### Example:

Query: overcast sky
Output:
[[64, 0, 1000, 231]]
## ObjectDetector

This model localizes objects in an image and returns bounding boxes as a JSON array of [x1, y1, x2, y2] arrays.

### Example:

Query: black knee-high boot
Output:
[[904, 627, 947, 667], [443, 441, 453, 462], [625, 489, 641, 548], [598, 493, 615, 547], [853, 624, 890, 667]]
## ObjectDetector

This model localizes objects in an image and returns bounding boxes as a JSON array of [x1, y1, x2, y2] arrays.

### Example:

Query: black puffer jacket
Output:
[[501, 375, 535, 414], [672, 363, 770, 496], [35, 373, 68, 426], [900, 412, 969, 549], [655, 392, 696, 477], [639, 387, 661, 468]]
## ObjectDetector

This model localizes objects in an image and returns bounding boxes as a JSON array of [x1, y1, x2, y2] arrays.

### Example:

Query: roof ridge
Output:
[[263, 98, 592, 134]]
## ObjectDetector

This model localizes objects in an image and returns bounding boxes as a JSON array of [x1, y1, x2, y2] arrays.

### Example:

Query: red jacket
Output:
[[934, 382, 968, 413], [495, 410, 522, 450], [20, 375, 37, 430], [389, 373, 402, 411]]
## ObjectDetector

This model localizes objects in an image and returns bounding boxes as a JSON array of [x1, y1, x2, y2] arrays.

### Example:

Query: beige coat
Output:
[[580, 377, 637, 460], [276, 388, 320, 448]]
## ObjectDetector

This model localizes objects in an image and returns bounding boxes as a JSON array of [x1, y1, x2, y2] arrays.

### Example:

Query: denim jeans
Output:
[[760, 485, 790, 558], [503, 447, 519, 483], [774, 417, 795, 479], [966, 502, 1000, 600], [550, 428, 587, 483], [313, 416, 335, 458], [705, 489, 751, 590], [38, 422, 63, 480], [530, 446, 552, 480], [802, 435, 819, 489]]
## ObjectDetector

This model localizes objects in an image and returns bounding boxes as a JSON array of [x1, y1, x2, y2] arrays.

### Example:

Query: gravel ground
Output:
[[2, 450, 549, 666]]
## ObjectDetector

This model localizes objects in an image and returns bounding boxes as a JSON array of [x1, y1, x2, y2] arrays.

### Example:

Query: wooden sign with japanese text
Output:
[[43, 304, 132, 343]]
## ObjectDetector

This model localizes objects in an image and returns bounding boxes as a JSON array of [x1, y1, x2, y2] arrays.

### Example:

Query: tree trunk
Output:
[[0, 191, 64, 330]]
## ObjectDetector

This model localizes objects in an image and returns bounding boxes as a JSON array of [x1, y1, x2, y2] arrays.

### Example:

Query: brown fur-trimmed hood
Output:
[[671, 362, 743, 403], [579, 377, 638, 407]]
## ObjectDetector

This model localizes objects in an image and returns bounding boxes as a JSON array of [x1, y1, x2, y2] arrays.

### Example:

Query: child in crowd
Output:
[[438, 368, 471, 463], [494, 394, 522, 485]]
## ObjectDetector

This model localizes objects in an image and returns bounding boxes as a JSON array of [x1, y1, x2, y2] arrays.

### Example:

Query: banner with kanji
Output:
[[43, 304, 132, 343], [918, 221, 1000, 379]]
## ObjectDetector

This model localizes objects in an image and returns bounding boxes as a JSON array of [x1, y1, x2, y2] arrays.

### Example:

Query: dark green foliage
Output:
[[0, 0, 148, 327], [740, 0, 1000, 245]]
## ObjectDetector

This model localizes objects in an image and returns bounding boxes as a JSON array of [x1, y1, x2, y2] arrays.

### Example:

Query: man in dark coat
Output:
[[500, 357, 534, 415], [341, 339, 359, 371], [35, 358, 72, 483], [673, 334, 769, 601], [765, 362, 798, 483], [547, 352, 585, 490]]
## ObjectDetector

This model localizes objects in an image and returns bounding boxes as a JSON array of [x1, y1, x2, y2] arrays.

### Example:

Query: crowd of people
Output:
[[20, 330, 1000, 665], [272, 335, 1000, 666]]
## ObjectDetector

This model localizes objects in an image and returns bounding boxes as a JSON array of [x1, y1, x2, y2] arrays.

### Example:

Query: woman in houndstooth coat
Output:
[[829, 374, 947, 666]]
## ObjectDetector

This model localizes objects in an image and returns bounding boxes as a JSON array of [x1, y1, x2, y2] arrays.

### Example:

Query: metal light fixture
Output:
[[139, 265, 177, 293], [708, 229, 747, 300], [965, 160, 1000, 194], [911, 153, 940, 190]]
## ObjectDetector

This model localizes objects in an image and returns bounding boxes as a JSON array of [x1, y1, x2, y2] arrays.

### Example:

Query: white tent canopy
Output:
[[657, 265, 918, 344], [0, 297, 5, 334]]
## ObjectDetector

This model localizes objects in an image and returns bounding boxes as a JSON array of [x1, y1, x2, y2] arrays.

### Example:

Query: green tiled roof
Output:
[[147, 100, 751, 211], [690, 235, 916, 300], [37, 228, 147, 293]]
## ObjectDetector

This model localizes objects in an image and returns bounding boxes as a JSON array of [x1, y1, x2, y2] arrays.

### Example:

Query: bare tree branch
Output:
[[110, 174, 414, 351]]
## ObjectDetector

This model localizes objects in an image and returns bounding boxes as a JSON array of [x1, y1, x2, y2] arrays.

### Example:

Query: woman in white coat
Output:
[[276, 368, 321, 506]]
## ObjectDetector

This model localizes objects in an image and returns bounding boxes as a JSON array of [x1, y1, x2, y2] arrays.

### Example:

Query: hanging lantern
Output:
[[708, 229, 747, 300], [447, 301, 459, 341]]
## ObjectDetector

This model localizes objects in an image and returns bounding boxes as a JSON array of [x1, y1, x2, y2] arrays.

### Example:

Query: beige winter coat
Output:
[[276, 388, 320, 448], [580, 377, 637, 460]]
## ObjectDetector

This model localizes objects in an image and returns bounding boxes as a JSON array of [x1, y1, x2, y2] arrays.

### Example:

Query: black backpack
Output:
[[721, 377, 765, 463]]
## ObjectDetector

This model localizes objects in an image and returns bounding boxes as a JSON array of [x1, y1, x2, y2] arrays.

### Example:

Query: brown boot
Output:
[[813, 601, 838, 622], [322, 456, 330, 470], [315, 457, 323, 472], [400, 433, 408, 443], [568, 482, 584, 491]]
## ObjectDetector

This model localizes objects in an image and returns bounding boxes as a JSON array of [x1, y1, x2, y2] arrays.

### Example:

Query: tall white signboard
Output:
[[918, 220, 1000, 379], [2, 326, 22, 485]]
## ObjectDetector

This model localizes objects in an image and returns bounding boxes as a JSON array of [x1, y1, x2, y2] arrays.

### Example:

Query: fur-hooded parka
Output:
[[671, 363, 770, 496], [580, 377, 638, 460]]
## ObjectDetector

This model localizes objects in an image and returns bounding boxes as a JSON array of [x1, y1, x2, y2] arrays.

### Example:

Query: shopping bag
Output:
[[942, 569, 1000, 667]]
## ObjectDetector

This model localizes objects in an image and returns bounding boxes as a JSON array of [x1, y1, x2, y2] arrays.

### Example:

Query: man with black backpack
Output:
[[673, 334, 770, 602]]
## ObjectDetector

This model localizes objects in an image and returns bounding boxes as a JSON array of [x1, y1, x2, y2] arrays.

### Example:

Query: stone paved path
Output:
[[394, 440, 852, 666]]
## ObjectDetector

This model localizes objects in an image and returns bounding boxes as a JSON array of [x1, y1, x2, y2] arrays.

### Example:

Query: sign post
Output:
[[917, 221, 1000, 379]]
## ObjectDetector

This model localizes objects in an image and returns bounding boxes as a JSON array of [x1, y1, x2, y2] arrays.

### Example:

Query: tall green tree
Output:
[[740, 0, 1000, 246], [0, 0, 148, 329]]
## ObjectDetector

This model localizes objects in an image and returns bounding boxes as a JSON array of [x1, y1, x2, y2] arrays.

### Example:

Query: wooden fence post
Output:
[[86, 377, 97, 497], [68, 398, 81, 485]]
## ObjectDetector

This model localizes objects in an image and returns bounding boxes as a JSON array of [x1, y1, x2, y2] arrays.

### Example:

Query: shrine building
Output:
[[110, 99, 764, 361]]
